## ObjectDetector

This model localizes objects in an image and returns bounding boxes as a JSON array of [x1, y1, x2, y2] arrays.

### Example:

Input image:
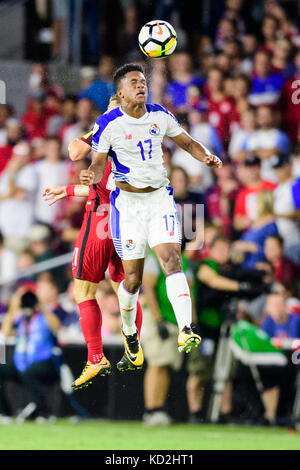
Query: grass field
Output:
[[0, 420, 299, 450]]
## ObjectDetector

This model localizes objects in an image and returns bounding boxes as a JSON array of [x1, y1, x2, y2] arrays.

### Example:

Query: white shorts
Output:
[[110, 186, 182, 260]]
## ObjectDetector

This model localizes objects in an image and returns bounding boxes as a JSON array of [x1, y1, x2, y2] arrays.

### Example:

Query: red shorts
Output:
[[72, 211, 124, 284]]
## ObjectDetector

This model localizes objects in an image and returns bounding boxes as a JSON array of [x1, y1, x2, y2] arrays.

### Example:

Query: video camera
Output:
[[20, 291, 38, 319]]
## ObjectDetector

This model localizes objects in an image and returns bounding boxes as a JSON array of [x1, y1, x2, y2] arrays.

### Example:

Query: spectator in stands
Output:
[[205, 159, 239, 237], [216, 52, 232, 77], [190, 104, 224, 159], [35, 136, 69, 227], [232, 74, 251, 119], [57, 281, 82, 343], [0, 104, 14, 146], [171, 111, 220, 192], [215, 18, 239, 50], [22, 90, 58, 141], [28, 225, 65, 287], [271, 37, 294, 79], [261, 15, 279, 53], [4, 119, 24, 147], [259, 292, 300, 424], [205, 66, 238, 147], [17, 248, 35, 269], [165, 52, 204, 111], [258, 235, 299, 284], [62, 98, 96, 156], [233, 155, 276, 232], [169, 166, 205, 248], [149, 60, 168, 106], [216, 0, 247, 39], [233, 190, 278, 269], [0, 232, 17, 283], [79, 56, 115, 113], [47, 95, 77, 139], [248, 50, 285, 107], [271, 153, 300, 263], [36, 278, 67, 324], [80, 67, 97, 91], [0, 142, 37, 255], [229, 107, 256, 161], [0, 290, 61, 422], [58, 281, 80, 328], [264, 1, 299, 46], [240, 105, 290, 182], [142, 250, 191, 426], [95, 284, 122, 339], [222, 38, 243, 74], [240, 34, 257, 74], [28, 224, 53, 260], [0, 119, 24, 175]]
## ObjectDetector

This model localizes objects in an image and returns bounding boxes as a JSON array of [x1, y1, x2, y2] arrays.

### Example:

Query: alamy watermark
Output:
[[291, 347, 300, 365], [0, 80, 6, 104], [291, 79, 300, 105], [0, 337, 6, 365], [91, 202, 205, 251]]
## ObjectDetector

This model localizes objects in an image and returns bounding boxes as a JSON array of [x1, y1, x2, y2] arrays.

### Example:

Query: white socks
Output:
[[118, 280, 139, 336], [119, 272, 191, 335], [165, 272, 192, 331]]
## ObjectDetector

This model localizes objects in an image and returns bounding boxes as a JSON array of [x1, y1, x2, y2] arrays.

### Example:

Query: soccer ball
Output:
[[138, 20, 177, 59]]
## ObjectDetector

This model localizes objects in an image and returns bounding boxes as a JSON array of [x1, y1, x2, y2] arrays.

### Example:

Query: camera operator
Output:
[[186, 235, 271, 423], [0, 288, 61, 422]]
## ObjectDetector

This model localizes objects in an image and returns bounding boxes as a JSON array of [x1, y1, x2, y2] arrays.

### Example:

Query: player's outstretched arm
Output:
[[43, 184, 89, 205], [172, 130, 222, 168]]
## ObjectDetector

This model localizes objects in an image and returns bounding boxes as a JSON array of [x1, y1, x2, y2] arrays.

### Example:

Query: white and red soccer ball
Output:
[[138, 20, 177, 59]]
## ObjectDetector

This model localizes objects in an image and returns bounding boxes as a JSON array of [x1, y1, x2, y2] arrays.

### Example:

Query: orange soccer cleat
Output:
[[72, 356, 111, 390]]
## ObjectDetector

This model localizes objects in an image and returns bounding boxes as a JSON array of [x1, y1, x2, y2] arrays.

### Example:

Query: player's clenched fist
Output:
[[80, 169, 95, 186], [202, 154, 222, 168]]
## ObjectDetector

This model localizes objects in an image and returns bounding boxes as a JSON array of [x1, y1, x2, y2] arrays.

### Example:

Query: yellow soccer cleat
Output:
[[178, 326, 202, 353], [72, 356, 111, 390], [122, 329, 144, 368]]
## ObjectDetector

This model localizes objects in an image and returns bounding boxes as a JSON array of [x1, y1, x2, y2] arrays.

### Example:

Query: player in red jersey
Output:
[[43, 96, 143, 390]]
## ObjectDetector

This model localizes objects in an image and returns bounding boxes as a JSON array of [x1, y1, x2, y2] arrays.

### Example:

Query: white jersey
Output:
[[91, 104, 183, 189]]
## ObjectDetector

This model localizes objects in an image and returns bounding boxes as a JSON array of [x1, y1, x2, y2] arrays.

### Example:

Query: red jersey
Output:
[[234, 180, 277, 220], [85, 161, 112, 212], [207, 97, 238, 147], [0, 144, 13, 174]]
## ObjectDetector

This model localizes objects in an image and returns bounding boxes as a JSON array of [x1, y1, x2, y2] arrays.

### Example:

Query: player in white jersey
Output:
[[82, 63, 222, 370]]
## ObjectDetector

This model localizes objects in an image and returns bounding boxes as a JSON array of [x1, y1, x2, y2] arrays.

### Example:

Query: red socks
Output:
[[136, 300, 143, 338], [78, 297, 143, 364], [78, 299, 103, 364]]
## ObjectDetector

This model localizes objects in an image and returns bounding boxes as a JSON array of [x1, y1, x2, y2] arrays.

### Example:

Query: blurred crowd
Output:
[[0, 0, 300, 425]]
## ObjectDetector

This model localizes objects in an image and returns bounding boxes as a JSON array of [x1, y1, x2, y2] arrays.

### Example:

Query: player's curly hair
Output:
[[113, 63, 145, 90]]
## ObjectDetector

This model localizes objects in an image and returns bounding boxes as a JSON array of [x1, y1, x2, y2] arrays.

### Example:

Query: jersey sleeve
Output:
[[80, 128, 93, 146], [165, 111, 183, 138], [91, 118, 111, 154]]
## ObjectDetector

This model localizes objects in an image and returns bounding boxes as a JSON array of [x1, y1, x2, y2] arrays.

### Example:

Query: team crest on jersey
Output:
[[124, 240, 135, 250], [149, 123, 160, 136]]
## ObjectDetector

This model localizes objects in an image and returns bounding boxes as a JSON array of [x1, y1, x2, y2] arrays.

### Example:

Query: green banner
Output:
[[231, 320, 287, 366]]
